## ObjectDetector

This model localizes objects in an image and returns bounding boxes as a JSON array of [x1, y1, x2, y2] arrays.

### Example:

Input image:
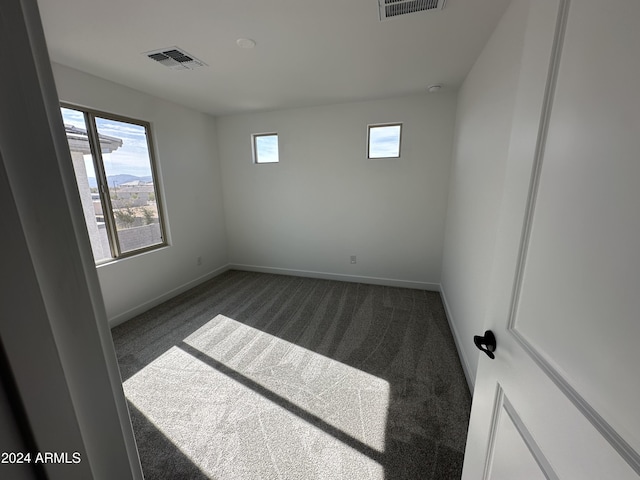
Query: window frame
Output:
[[60, 102, 168, 263], [367, 122, 403, 159], [251, 132, 280, 164]]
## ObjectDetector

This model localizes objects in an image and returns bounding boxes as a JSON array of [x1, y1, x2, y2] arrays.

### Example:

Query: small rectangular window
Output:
[[60, 105, 167, 263], [252, 133, 279, 164], [368, 123, 402, 159]]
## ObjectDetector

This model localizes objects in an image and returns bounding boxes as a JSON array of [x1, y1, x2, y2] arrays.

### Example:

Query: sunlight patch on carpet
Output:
[[123, 314, 390, 479]]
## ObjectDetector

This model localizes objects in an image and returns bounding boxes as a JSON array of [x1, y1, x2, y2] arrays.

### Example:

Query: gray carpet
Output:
[[111, 270, 471, 479]]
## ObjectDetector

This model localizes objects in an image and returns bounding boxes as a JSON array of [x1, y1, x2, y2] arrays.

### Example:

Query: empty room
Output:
[[2, 0, 639, 479]]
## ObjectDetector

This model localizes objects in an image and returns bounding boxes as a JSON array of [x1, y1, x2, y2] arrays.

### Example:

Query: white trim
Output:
[[507, 0, 569, 334], [108, 264, 230, 327], [512, 328, 640, 475], [502, 388, 560, 480], [481, 388, 560, 480], [482, 384, 505, 480], [440, 285, 475, 393], [228, 263, 440, 291]]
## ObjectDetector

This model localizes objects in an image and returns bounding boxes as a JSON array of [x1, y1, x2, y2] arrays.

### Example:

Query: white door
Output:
[[462, 0, 640, 478]]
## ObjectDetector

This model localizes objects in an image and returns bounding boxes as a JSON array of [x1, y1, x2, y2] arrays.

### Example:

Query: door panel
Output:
[[462, 0, 640, 478], [480, 366, 637, 479], [487, 388, 552, 480], [490, 416, 546, 480], [514, 0, 640, 452]]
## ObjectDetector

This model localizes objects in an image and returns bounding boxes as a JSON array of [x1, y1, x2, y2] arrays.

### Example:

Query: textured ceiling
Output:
[[37, 0, 511, 116]]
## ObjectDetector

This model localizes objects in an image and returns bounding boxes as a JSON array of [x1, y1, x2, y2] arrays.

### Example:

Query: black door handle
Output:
[[474, 330, 496, 359]]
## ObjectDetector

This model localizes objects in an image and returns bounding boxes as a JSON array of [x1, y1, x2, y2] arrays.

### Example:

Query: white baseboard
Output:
[[439, 286, 475, 393], [108, 263, 474, 394], [228, 263, 440, 291], [108, 264, 231, 328]]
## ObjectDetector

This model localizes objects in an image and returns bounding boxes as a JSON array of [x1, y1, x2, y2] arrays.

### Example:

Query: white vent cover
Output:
[[378, 0, 446, 20], [144, 47, 207, 70]]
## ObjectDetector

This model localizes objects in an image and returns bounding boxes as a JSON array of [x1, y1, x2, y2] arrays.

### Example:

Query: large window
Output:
[[60, 105, 166, 263]]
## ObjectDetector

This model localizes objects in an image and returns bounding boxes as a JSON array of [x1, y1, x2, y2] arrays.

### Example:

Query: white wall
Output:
[[440, 0, 531, 389], [52, 64, 228, 325], [217, 94, 456, 288]]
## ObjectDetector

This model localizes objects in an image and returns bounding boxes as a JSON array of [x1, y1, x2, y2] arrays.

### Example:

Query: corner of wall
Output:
[[211, 115, 231, 266], [439, 283, 475, 393], [108, 263, 230, 328]]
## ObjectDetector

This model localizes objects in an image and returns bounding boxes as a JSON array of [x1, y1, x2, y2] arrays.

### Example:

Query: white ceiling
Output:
[[37, 0, 511, 116]]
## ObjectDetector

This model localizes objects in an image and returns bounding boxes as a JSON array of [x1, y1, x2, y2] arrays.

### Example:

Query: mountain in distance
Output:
[[87, 174, 153, 188]]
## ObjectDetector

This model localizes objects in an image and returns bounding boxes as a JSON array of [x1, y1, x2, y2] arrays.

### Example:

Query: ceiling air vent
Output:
[[144, 47, 207, 70], [378, 0, 446, 20]]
